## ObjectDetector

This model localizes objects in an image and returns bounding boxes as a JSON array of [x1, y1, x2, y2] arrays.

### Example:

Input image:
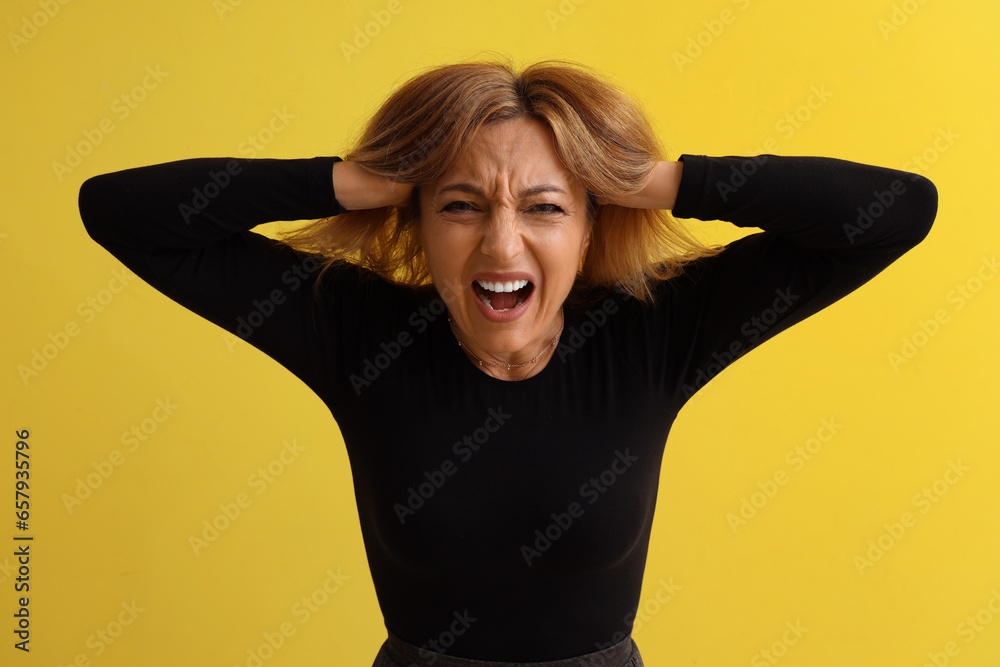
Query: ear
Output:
[[582, 205, 595, 256], [578, 226, 592, 271]]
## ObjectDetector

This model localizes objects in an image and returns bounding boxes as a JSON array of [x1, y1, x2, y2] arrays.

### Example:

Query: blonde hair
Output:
[[280, 56, 723, 303]]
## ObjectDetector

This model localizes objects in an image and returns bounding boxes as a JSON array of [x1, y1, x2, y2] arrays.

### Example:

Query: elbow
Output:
[[78, 174, 115, 246], [900, 174, 938, 249]]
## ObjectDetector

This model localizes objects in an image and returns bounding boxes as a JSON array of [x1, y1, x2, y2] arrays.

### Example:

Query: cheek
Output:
[[551, 226, 591, 277], [418, 218, 444, 262], [420, 224, 472, 293]]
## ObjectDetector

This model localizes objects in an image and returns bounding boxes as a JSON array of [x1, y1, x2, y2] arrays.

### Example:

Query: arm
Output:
[[613, 153, 938, 404], [332, 160, 413, 210], [78, 156, 401, 395], [595, 160, 683, 210]]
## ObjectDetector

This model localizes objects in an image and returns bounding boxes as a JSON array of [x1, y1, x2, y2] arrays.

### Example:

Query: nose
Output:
[[479, 205, 524, 262]]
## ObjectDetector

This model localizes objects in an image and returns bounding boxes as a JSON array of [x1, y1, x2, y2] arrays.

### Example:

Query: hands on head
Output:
[[334, 159, 681, 212], [593, 161, 683, 210], [332, 160, 415, 210]]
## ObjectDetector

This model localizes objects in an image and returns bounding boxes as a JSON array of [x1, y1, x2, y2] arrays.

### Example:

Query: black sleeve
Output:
[[619, 153, 938, 404], [78, 155, 350, 396]]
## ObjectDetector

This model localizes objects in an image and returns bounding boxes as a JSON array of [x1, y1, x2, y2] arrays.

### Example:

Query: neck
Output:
[[448, 308, 564, 381]]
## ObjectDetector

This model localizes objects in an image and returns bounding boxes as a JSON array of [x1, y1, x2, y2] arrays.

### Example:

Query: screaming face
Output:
[[418, 116, 592, 372]]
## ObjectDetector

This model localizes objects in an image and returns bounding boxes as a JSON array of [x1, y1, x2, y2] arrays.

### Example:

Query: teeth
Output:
[[475, 279, 529, 293], [473, 278, 532, 312]]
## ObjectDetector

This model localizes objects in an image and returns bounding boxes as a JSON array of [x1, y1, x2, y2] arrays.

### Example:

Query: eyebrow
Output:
[[437, 183, 568, 199]]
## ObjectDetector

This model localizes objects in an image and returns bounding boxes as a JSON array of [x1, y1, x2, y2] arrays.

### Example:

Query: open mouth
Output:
[[472, 279, 534, 313]]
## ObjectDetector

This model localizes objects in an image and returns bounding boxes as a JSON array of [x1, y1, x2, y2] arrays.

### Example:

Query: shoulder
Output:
[[308, 258, 427, 319]]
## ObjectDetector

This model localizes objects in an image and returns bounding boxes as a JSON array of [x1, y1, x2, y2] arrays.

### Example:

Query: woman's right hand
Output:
[[332, 160, 414, 210], [594, 161, 683, 210]]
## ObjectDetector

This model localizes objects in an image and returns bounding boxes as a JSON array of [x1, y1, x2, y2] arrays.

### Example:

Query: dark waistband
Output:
[[381, 629, 637, 667]]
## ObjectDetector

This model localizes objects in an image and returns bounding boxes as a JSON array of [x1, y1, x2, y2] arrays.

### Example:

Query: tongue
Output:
[[490, 290, 519, 310]]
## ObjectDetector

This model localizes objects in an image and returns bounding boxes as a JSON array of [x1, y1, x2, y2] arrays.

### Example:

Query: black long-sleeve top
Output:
[[78, 152, 937, 661]]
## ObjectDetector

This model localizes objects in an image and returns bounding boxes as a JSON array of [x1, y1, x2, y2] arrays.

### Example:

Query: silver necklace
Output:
[[447, 308, 564, 371]]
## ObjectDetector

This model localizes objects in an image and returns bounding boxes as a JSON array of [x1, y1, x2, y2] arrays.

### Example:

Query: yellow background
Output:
[[2, 0, 998, 665]]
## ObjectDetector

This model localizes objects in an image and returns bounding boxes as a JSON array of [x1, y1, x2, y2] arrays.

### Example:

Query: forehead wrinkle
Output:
[[437, 182, 569, 199], [431, 118, 581, 201], [435, 156, 577, 200]]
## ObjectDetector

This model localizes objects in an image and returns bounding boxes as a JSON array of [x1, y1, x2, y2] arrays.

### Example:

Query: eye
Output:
[[440, 201, 565, 214], [441, 201, 476, 213]]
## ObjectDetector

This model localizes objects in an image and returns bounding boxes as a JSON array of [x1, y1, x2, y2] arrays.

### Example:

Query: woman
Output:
[[79, 58, 937, 666]]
